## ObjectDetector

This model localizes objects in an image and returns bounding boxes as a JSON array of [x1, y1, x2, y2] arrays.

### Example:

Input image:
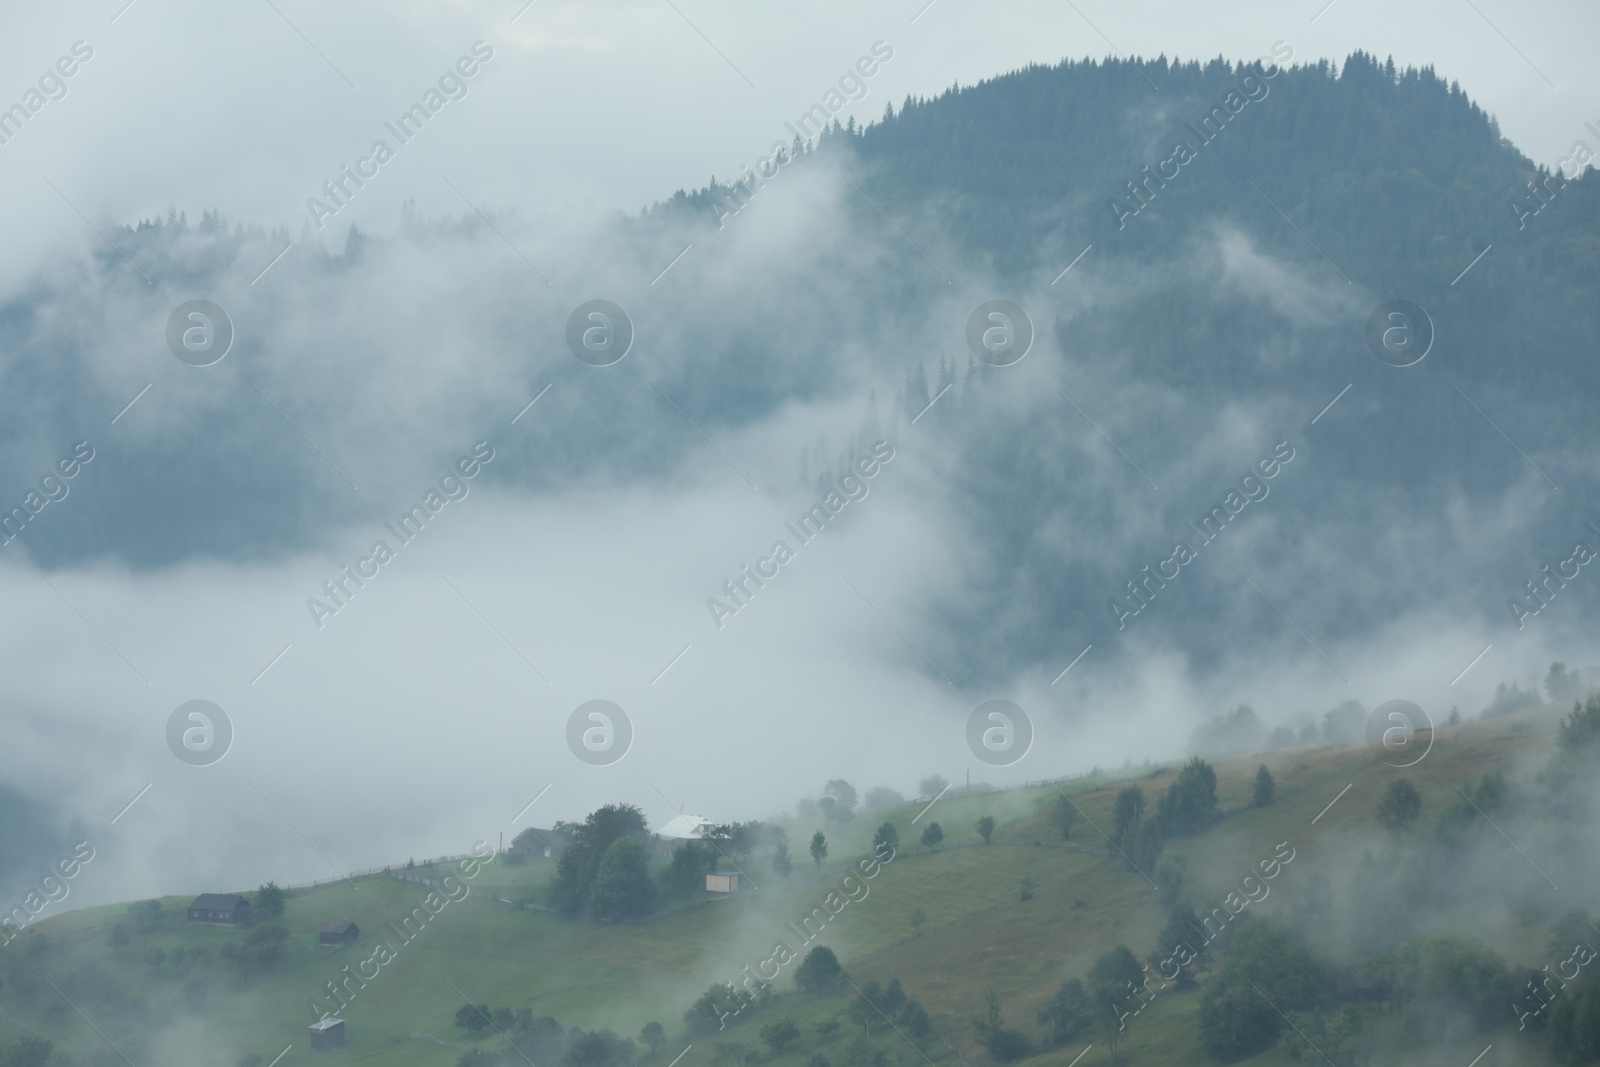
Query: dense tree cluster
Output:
[[452, 1011, 638, 1067], [549, 804, 653, 917]]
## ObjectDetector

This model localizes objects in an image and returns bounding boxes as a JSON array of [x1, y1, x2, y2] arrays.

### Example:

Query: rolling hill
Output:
[[0, 697, 1586, 1067]]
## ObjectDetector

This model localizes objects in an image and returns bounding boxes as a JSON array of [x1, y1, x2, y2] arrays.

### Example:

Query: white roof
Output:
[[658, 813, 714, 839]]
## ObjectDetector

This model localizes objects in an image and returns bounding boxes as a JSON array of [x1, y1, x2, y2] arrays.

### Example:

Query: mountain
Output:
[[0, 51, 1594, 692]]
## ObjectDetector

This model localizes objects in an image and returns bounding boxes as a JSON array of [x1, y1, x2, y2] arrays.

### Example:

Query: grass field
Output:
[[0, 705, 1577, 1067]]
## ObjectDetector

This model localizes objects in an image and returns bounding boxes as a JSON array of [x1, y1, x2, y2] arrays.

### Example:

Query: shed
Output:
[[510, 826, 567, 861], [309, 1017, 345, 1051], [706, 872, 741, 894], [187, 893, 254, 925], [319, 920, 360, 946]]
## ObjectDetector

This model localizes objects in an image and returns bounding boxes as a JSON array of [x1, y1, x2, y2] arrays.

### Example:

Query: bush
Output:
[[1198, 919, 1332, 1058], [1549, 970, 1600, 1061], [1154, 852, 1187, 908], [664, 841, 717, 900], [1277, 1007, 1373, 1066], [795, 946, 843, 992], [1377, 780, 1422, 836], [1121, 817, 1163, 873], [896, 1000, 933, 1045], [1253, 765, 1275, 807], [1156, 757, 1217, 836], [972, 990, 1031, 1063], [0, 1039, 53, 1067], [1199, 982, 1282, 1060], [456, 1003, 494, 1033], [759, 1018, 801, 1051], [1037, 979, 1091, 1046], [981, 1029, 1031, 1063], [564, 1029, 637, 1067], [1392, 934, 1513, 1038], [711, 1042, 757, 1067], [847, 980, 885, 1033], [839, 1037, 887, 1067], [1150, 904, 1210, 988], [686, 984, 742, 1036], [1112, 786, 1145, 842]]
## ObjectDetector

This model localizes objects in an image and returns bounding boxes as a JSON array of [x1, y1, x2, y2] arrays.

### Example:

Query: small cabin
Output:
[[309, 1017, 345, 1051], [187, 893, 253, 926], [510, 827, 567, 862], [319, 920, 360, 946], [706, 872, 741, 894]]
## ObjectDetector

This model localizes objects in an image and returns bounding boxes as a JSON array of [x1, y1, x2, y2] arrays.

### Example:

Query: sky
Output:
[[0, 0, 1597, 907], [0, 0, 1596, 291]]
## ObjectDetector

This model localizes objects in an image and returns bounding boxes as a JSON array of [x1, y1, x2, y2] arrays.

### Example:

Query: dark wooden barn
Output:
[[186, 893, 254, 925], [319, 920, 360, 946], [510, 826, 567, 862]]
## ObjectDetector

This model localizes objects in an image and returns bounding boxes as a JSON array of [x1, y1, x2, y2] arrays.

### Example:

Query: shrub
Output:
[[760, 1018, 801, 1051], [795, 947, 843, 992], [456, 1003, 493, 1033], [1253, 765, 1275, 807]]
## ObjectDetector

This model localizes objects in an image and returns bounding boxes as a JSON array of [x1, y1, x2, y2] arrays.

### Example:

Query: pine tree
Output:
[[1253, 765, 1275, 807]]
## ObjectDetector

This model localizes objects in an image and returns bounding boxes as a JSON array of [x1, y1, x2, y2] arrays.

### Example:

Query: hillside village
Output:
[[1, 667, 1598, 1067]]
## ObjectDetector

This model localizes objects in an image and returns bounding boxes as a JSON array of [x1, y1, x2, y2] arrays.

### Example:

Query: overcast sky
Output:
[[0, 0, 1596, 289]]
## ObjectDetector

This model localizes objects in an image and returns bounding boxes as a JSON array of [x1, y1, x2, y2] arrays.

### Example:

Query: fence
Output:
[[1021, 770, 1092, 788], [280, 852, 483, 893]]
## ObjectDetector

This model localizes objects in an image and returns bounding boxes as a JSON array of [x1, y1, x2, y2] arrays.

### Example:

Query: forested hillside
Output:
[[1, 52, 1594, 687]]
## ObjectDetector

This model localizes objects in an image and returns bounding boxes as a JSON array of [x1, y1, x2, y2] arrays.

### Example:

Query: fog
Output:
[[0, 16, 1598, 1067], [0, 164, 1590, 904]]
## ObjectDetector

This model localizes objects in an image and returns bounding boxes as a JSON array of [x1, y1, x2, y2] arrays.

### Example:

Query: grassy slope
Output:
[[0, 707, 1573, 1067]]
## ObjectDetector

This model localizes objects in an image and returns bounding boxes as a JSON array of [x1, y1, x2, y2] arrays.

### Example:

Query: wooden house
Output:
[[319, 920, 360, 946], [186, 893, 253, 925], [510, 827, 568, 862]]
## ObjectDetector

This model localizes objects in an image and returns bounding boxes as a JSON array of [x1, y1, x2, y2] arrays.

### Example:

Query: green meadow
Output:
[[0, 705, 1575, 1067]]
